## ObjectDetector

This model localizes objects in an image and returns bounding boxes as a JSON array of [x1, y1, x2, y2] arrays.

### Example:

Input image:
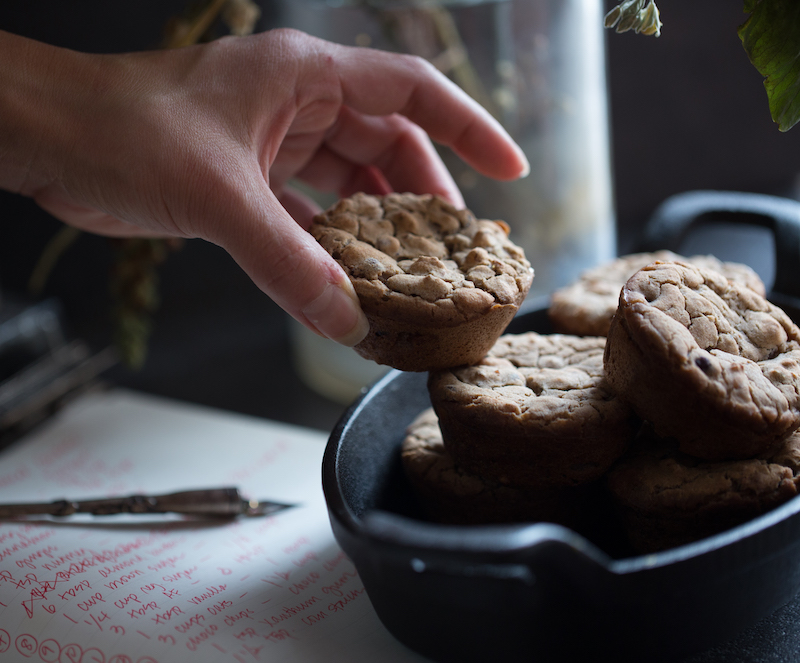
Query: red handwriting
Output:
[[0, 529, 55, 565], [260, 595, 321, 627], [301, 611, 327, 626], [288, 571, 320, 595], [16, 545, 58, 570], [322, 550, 347, 572], [174, 613, 205, 634], [128, 601, 158, 619], [76, 592, 105, 611], [327, 587, 366, 613], [320, 570, 358, 598], [263, 629, 298, 643], [104, 555, 144, 590], [99, 554, 144, 583], [38, 638, 59, 661], [15, 633, 37, 657], [147, 539, 184, 558], [259, 571, 289, 589], [146, 555, 185, 573], [185, 624, 218, 652], [83, 611, 111, 631], [4, 630, 160, 662], [187, 584, 226, 605], [152, 605, 184, 625], [282, 537, 310, 555], [224, 608, 255, 627], [207, 599, 233, 616], [291, 551, 317, 568], [233, 546, 264, 565], [59, 579, 91, 601], [162, 566, 198, 583], [61, 643, 84, 663], [114, 593, 141, 610]]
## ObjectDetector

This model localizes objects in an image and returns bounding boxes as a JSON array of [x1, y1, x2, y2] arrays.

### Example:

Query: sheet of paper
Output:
[[0, 390, 430, 663]]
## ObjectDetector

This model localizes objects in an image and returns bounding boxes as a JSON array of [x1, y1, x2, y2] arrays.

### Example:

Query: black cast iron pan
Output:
[[322, 191, 800, 663]]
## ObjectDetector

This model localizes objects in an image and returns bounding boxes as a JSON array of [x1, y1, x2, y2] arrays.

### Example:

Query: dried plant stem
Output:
[[27, 225, 82, 297], [166, 0, 229, 49], [424, 6, 500, 119]]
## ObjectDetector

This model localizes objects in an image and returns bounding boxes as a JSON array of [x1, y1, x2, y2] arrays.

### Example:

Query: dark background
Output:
[[2, 4, 800, 662], [0, 0, 798, 431]]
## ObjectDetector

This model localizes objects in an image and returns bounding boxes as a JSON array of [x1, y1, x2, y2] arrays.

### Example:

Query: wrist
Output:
[[0, 30, 111, 197]]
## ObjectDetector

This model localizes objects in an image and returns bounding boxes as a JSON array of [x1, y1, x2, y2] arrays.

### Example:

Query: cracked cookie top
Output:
[[311, 192, 533, 325], [549, 251, 766, 337], [433, 332, 625, 425], [620, 261, 800, 398], [602, 260, 800, 459]]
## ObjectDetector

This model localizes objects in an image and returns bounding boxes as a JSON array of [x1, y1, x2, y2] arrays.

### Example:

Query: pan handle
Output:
[[638, 190, 800, 299], [362, 510, 614, 583]]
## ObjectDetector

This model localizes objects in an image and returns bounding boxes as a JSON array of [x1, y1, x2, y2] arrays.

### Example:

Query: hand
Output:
[[0, 28, 529, 346]]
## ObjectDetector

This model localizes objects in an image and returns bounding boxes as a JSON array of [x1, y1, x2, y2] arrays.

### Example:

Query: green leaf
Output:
[[739, 0, 800, 131]]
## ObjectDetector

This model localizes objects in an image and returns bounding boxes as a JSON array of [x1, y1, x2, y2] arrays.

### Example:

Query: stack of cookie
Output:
[[548, 254, 800, 552], [602, 260, 800, 552], [312, 195, 800, 553], [406, 331, 639, 529]]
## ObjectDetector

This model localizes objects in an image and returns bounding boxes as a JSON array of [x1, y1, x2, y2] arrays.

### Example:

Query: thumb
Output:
[[210, 190, 369, 347]]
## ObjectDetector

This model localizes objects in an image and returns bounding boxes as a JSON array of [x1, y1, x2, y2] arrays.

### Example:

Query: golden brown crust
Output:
[[606, 428, 800, 553], [428, 332, 637, 488], [549, 251, 766, 337], [401, 409, 584, 525], [311, 192, 533, 371], [604, 261, 800, 460]]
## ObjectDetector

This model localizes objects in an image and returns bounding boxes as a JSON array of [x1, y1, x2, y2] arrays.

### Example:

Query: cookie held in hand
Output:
[[604, 260, 800, 460], [311, 193, 533, 372]]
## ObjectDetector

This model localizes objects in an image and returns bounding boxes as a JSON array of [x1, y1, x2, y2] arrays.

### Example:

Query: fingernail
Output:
[[517, 151, 530, 179], [302, 280, 370, 347]]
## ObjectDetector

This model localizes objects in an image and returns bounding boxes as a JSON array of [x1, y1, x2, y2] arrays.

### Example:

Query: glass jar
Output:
[[280, 0, 616, 401]]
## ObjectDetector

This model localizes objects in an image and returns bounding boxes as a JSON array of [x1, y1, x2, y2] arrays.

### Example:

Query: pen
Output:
[[0, 487, 295, 519]]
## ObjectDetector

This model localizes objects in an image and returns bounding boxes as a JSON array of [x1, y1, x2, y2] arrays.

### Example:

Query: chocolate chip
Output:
[[695, 355, 712, 373]]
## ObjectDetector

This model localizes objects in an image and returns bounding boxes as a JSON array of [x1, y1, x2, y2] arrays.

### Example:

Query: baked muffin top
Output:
[[549, 251, 765, 337], [432, 332, 628, 428], [311, 192, 533, 325], [618, 261, 800, 414]]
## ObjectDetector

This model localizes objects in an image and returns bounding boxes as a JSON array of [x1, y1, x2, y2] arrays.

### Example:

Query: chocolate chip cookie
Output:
[[549, 251, 765, 337], [401, 408, 584, 525], [606, 427, 800, 553], [428, 332, 638, 488], [311, 193, 533, 371], [604, 260, 800, 460]]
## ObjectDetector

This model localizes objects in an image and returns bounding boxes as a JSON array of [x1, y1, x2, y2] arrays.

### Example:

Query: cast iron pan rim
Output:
[[323, 189, 800, 580], [322, 364, 800, 577]]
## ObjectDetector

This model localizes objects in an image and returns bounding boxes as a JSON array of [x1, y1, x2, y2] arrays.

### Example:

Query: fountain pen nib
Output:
[[242, 499, 295, 517]]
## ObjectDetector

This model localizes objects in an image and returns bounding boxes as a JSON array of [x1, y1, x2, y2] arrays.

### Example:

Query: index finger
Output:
[[323, 42, 530, 181]]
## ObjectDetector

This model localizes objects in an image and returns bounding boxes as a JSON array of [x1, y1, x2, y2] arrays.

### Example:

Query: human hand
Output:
[[0, 28, 529, 346]]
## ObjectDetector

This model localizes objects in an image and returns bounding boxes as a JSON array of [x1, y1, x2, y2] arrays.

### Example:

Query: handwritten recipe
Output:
[[0, 390, 429, 663]]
